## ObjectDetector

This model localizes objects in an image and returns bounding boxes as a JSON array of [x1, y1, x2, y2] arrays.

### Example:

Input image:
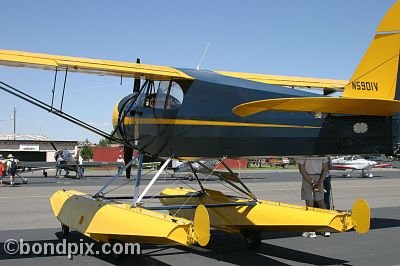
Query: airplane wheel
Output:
[[22, 179, 28, 184], [241, 230, 261, 249], [61, 223, 70, 237], [43, 172, 48, 177]]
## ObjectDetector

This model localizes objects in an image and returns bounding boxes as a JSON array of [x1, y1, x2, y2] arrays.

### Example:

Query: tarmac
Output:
[[0, 168, 399, 265]]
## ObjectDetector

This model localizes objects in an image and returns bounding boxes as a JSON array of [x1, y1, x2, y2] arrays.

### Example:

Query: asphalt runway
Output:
[[0, 168, 400, 265]]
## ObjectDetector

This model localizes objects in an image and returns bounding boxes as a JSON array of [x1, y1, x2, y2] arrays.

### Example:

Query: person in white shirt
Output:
[[77, 155, 84, 178], [116, 155, 124, 173], [297, 156, 330, 238], [6, 154, 17, 186]]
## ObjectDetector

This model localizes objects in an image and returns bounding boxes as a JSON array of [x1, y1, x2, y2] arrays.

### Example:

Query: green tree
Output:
[[80, 139, 93, 161], [98, 138, 112, 147]]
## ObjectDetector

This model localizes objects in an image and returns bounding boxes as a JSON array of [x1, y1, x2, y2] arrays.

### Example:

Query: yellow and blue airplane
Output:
[[0, 0, 399, 249]]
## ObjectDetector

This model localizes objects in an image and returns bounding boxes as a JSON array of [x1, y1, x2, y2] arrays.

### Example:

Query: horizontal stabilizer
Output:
[[233, 97, 400, 117]]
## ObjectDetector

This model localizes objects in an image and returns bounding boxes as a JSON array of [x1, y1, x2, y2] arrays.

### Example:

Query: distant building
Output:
[[0, 134, 78, 162], [93, 145, 124, 162]]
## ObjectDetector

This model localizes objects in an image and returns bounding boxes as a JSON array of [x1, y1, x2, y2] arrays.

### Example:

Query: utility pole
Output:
[[13, 107, 16, 140]]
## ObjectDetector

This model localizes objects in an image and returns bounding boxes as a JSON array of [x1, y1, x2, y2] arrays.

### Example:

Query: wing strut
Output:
[[0, 80, 133, 148], [50, 67, 58, 111], [94, 158, 137, 197], [60, 67, 68, 112]]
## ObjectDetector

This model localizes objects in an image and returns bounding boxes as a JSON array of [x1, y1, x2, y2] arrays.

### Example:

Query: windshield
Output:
[[137, 80, 184, 110]]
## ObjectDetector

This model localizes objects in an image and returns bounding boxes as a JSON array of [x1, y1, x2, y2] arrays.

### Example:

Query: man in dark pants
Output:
[[324, 174, 332, 210], [324, 155, 333, 210]]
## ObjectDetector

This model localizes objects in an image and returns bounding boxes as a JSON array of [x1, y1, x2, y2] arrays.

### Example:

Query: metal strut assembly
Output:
[[134, 157, 171, 206], [60, 67, 68, 112], [0, 80, 130, 146], [133, 153, 144, 204], [94, 158, 137, 197], [196, 160, 258, 201], [50, 67, 58, 111], [188, 162, 206, 193]]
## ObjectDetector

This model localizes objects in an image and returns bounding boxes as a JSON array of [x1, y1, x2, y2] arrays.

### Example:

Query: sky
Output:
[[0, 0, 396, 143]]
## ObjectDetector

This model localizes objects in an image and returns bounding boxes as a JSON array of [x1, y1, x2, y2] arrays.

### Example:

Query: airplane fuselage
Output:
[[114, 69, 398, 158]]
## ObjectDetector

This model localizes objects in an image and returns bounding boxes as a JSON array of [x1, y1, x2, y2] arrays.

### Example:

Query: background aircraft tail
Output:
[[343, 1, 400, 100]]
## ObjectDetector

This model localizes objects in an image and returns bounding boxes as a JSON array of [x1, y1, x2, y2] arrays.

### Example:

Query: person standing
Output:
[[297, 155, 330, 238], [77, 154, 84, 178], [55, 154, 63, 179], [6, 154, 17, 186], [0, 155, 4, 187], [117, 155, 125, 173], [324, 155, 333, 210]]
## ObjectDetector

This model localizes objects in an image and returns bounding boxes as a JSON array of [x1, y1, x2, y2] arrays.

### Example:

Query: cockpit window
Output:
[[137, 80, 184, 110], [166, 82, 184, 109], [155, 81, 170, 109]]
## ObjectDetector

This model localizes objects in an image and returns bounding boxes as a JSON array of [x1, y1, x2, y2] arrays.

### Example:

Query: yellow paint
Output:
[[216, 71, 347, 89], [233, 97, 400, 117], [0, 49, 193, 80], [376, 1, 400, 33], [112, 101, 119, 128], [343, 33, 400, 100], [160, 188, 369, 234], [50, 190, 210, 246], [351, 198, 370, 234], [121, 117, 320, 129], [343, 1, 400, 100], [193, 205, 210, 246]]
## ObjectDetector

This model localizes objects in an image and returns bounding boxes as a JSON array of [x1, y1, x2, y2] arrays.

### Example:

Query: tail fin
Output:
[[343, 1, 400, 100]]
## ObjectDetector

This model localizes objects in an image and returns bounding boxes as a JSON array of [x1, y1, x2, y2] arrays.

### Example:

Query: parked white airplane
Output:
[[331, 155, 391, 178]]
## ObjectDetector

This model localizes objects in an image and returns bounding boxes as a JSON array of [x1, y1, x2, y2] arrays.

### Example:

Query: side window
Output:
[[144, 81, 158, 108], [166, 82, 184, 109], [155, 81, 170, 109], [135, 80, 148, 107]]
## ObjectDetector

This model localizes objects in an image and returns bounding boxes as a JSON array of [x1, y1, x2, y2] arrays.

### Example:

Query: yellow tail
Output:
[[343, 1, 400, 100]]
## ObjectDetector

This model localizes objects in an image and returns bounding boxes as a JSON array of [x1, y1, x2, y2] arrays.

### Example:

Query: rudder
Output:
[[343, 1, 400, 100]]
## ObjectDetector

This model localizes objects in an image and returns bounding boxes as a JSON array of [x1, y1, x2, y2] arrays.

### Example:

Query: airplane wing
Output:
[[0, 49, 350, 89], [0, 49, 352, 94], [331, 164, 360, 170], [0, 49, 193, 80], [18, 161, 123, 170], [374, 163, 392, 168], [232, 97, 400, 117], [216, 71, 347, 90]]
